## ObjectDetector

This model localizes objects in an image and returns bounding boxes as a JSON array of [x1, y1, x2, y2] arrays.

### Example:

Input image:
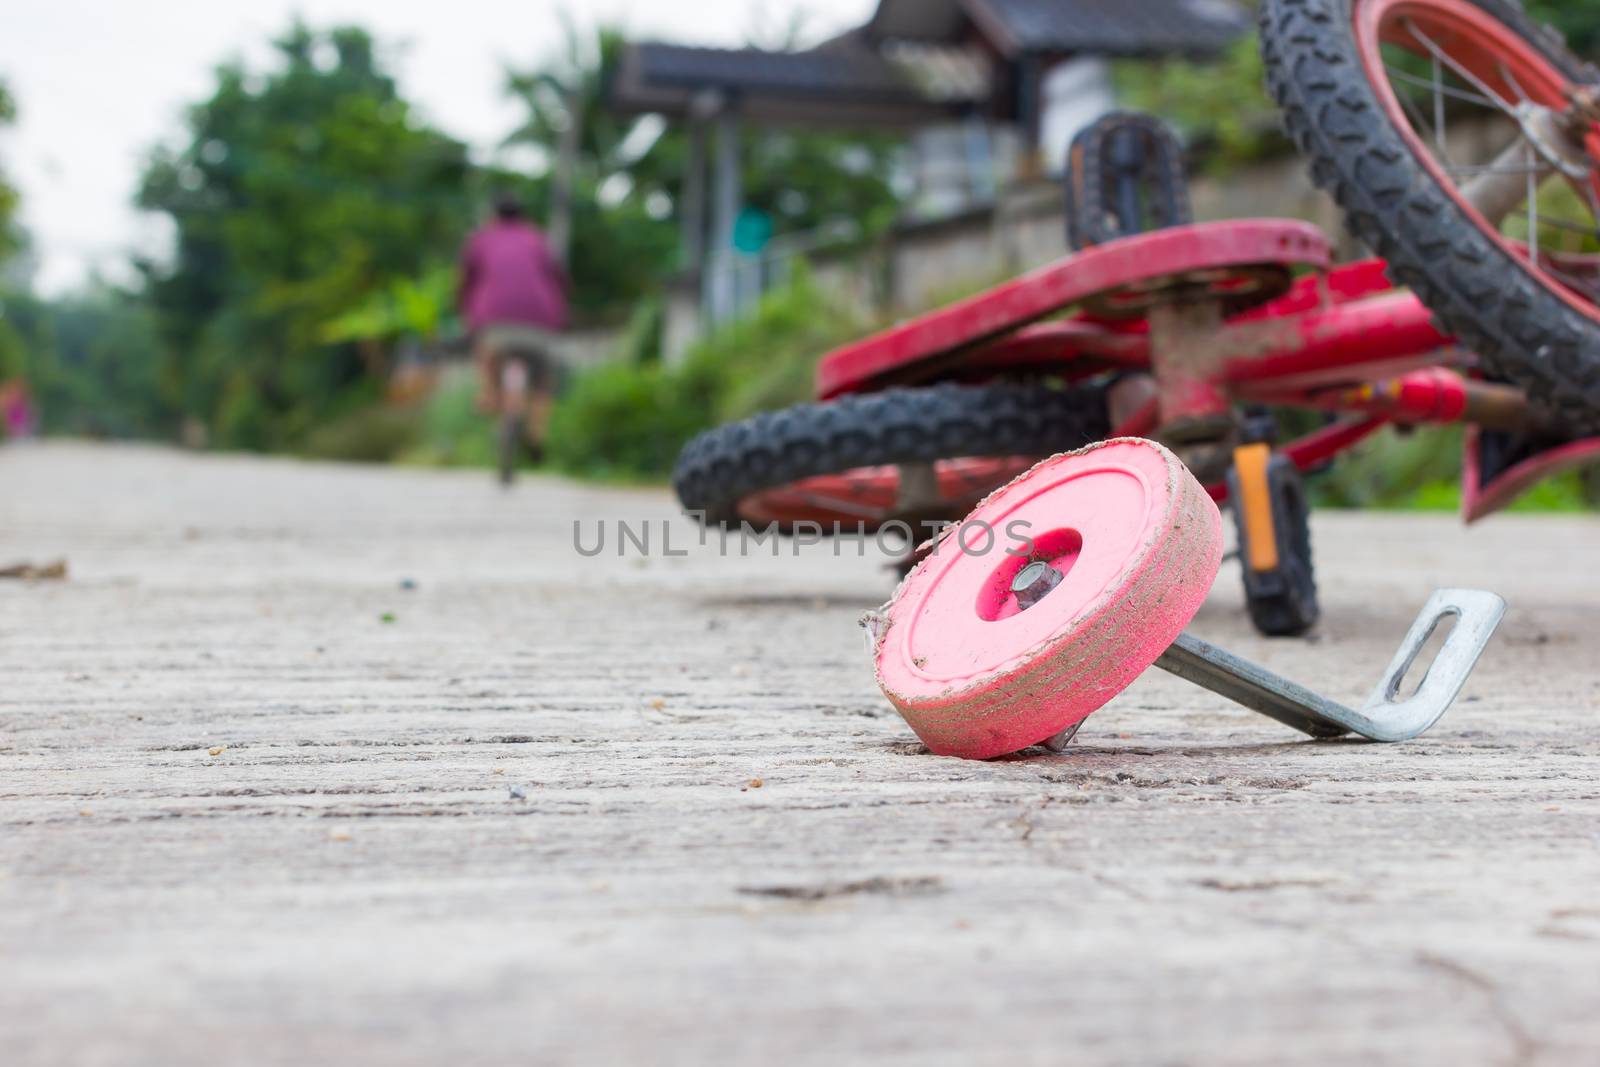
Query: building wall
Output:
[[1039, 58, 1118, 173], [548, 329, 626, 375], [883, 156, 1346, 316], [857, 113, 1514, 327], [660, 149, 1376, 365]]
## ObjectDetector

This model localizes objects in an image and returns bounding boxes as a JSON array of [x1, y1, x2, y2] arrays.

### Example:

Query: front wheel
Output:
[[1262, 0, 1600, 435]]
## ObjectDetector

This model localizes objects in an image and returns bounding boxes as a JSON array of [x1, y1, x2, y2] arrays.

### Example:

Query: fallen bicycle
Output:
[[675, 0, 1595, 756]]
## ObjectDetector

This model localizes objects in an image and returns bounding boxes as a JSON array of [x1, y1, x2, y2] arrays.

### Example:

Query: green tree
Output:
[[501, 25, 684, 320], [1525, 3, 1600, 58], [137, 22, 474, 449], [0, 79, 24, 265], [1113, 4, 1289, 175], [1116, 1, 1600, 174], [0, 288, 169, 438], [501, 24, 904, 320]]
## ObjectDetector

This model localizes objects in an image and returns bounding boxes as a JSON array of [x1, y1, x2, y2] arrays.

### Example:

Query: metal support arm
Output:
[[1155, 589, 1507, 742]]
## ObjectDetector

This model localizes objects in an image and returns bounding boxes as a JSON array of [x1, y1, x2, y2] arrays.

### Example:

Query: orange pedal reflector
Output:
[[1234, 443, 1280, 574]]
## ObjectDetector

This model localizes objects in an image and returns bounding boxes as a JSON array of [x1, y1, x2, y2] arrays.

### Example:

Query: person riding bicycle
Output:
[[458, 192, 569, 465]]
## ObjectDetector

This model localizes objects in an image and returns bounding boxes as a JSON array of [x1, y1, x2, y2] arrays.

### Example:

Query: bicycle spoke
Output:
[[1434, 53, 1447, 154], [1385, 61, 1464, 168], [1403, 18, 1519, 118], [1582, 178, 1600, 231], [1360, 10, 1600, 318], [1508, 210, 1600, 239], [1384, 64, 1500, 110], [1528, 144, 1540, 264], [1443, 161, 1547, 177], [1394, 85, 1452, 166], [1498, 61, 1532, 106], [1537, 257, 1600, 302]]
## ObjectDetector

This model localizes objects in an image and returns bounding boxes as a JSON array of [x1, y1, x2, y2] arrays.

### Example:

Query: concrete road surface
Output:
[[3, 442, 1599, 1066]]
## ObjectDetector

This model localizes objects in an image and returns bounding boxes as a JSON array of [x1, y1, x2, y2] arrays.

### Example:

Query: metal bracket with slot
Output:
[[1039, 590, 1505, 752], [1151, 589, 1506, 743]]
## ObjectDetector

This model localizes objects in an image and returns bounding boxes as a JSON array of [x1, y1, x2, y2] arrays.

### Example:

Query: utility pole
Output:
[[549, 85, 582, 269]]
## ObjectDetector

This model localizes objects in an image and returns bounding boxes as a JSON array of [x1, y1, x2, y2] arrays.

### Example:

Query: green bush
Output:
[[299, 404, 421, 463], [544, 271, 867, 481], [1304, 426, 1464, 509], [1114, 36, 1291, 173], [297, 367, 509, 468], [396, 368, 498, 469], [1306, 424, 1598, 513], [544, 359, 719, 481], [685, 274, 868, 424], [1384, 471, 1592, 514]]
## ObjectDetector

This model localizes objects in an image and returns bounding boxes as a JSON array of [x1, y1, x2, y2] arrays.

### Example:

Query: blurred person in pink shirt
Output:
[[458, 193, 569, 470], [0, 379, 36, 441]]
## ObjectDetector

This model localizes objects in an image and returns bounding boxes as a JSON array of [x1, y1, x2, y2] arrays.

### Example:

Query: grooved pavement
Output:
[[2, 442, 1598, 1066]]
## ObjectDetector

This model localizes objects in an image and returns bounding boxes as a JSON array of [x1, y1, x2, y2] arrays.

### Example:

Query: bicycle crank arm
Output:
[[1152, 589, 1507, 742]]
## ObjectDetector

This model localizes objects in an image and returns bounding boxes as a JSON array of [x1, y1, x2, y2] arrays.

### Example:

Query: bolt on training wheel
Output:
[[871, 438, 1224, 760]]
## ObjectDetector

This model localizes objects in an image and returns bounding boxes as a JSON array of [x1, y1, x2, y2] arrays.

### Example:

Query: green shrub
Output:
[[1389, 471, 1592, 514], [1306, 424, 1597, 513], [684, 272, 869, 423], [545, 271, 867, 481], [1305, 426, 1464, 509], [544, 359, 719, 481], [299, 404, 421, 463], [395, 368, 498, 469], [617, 296, 666, 367], [1114, 36, 1291, 173]]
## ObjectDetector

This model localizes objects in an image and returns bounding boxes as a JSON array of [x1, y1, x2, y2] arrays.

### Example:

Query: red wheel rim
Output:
[[736, 457, 1037, 530], [1355, 0, 1600, 323]]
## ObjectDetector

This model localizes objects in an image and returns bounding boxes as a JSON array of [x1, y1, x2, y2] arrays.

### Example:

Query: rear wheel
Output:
[[1262, 0, 1600, 434], [674, 382, 1111, 533]]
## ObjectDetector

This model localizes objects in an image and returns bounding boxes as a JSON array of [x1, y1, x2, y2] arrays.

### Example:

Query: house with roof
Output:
[[608, 0, 1249, 332]]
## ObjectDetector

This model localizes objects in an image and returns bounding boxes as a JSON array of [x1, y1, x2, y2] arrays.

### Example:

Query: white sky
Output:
[[0, 0, 875, 294]]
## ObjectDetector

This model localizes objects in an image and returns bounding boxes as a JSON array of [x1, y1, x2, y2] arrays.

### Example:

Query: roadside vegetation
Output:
[[0, 19, 896, 457], [1, 5, 1597, 511]]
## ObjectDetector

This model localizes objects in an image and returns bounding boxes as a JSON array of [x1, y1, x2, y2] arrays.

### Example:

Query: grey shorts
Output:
[[479, 325, 559, 391]]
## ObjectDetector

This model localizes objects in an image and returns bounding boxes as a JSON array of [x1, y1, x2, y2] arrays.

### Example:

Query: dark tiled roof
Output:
[[630, 42, 918, 100], [609, 0, 1249, 124], [869, 0, 1250, 56], [970, 0, 1250, 54]]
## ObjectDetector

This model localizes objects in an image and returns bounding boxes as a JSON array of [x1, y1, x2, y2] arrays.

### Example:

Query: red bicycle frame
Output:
[[812, 221, 1600, 522]]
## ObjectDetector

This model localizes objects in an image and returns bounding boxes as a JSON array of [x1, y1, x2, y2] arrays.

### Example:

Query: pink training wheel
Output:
[[873, 438, 1223, 760]]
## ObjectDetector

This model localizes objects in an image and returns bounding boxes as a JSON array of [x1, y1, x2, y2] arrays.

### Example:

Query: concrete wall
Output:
[[548, 327, 624, 374], [659, 148, 1391, 365], [881, 156, 1356, 316], [657, 109, 1530, 366]]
